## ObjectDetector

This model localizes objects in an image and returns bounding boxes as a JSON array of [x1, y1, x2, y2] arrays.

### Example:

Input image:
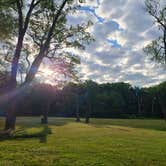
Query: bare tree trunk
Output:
[[163, 28, 166, 64], [85, 102, 91, 123], [41, 114, 48, 124], [41, 102, 50, 124], [85, 113, 90, 123], [5, 31, 24, 130], [76, 110, 81, 122], [159, 99, 166, 122], [5, 31, 25, 129], [151, 97, 156, 117], [76, 96, 81, 122], [5, 99, 17, 130], [137, 96, 142, 116], [5, 113, 16, 130]]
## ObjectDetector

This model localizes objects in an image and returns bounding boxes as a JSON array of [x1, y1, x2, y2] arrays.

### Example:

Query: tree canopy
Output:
[[0, 80, 163, 120], [144, 0, 166, 65], [0, 0, 94, 130]]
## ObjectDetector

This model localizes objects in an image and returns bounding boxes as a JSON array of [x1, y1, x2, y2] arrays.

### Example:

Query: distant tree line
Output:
[[0, 80, 165, 121]]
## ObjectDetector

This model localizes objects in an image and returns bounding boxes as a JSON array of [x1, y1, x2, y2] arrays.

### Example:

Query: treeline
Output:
[[0, 80, 166, 119]]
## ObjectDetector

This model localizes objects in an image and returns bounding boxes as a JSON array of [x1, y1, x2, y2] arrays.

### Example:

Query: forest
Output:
[[1, 78, 165, 120]]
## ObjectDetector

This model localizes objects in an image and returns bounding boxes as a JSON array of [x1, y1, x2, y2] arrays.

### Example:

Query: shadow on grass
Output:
[[0, 125, 52, 143], [14, 117, 72, 128], [90, 119, 166, 132], [0, 117, 74, 143]]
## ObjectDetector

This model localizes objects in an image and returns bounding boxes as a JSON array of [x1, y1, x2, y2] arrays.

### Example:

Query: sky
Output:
[[67, 0, 166, 87]]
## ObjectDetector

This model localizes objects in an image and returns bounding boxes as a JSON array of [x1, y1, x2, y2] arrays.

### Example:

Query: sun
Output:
[[36, 65, 57, 85], [40, 66, 55, 77], [36, 63, 66, 87]]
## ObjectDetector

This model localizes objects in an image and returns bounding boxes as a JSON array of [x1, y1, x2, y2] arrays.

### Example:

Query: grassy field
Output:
[[0, 117, 166, 166]]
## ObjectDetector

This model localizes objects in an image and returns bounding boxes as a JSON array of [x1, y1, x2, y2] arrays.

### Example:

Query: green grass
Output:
[[0, 117, 166, 166]]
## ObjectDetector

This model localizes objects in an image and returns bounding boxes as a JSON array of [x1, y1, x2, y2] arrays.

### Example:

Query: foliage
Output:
[[144, 0, 166, 65], [0, 0, 94, 129], [0, 0, 16, 40], [4, 80, 165, 119], [0, 0, 94, 85]]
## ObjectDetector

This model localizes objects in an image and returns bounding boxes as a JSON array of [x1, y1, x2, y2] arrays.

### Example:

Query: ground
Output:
[[0, 117, 166, 166]]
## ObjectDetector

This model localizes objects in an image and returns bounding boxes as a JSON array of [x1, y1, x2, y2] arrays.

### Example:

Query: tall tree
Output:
[[144, 0, 166, 65], [0, 0, 93, 130], [143, 0, 166, 121], [156, 81, 166, 121]]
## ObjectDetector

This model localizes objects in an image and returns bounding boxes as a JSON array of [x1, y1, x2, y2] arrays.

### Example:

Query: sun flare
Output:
[[40, 67, 55, 77], [36, 63, 66, 87]]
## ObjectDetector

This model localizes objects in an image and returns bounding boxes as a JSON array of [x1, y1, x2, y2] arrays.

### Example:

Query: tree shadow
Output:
[[0, 125, 52, 143], [0, 117, 73, 142], [14, 117, 72, 127], [90, 119, 166, 132], [47, 117, 73, 126]]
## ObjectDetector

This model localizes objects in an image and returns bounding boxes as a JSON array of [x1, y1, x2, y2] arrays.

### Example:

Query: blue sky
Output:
[[69, 0, 166, 87]]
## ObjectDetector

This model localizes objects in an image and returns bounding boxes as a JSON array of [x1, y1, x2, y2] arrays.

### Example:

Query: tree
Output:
[[134, 87, 143, 116], [62, 83, 81, 122], [144, 0, 166, 65], [2, 0, 68, 130], [143, 0, 166, 121], [156, 81, 166, 121], [83, 80, 98, 123], [0, 0, 93, 130]]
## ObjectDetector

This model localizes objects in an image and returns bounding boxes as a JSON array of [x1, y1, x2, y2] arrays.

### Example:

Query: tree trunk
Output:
[[4, 98, 17, 130], [41, 114, 48, 124], [137, 96, 142, 116], [85, 102, 91, 123], [151, 98, 155, 117], [76, 110, 81, 122], [5, 113, 16, 130], [159, 99, 166, 122], [157, 92, 166, 121], [41, 102, 50, 124], [75, 96, 81, 122], [85, 114, 90, 123], [5, 32, 24, 131]]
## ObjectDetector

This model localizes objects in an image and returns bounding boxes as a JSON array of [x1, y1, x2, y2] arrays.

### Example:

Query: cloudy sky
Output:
[[67, 0, 166, 87]]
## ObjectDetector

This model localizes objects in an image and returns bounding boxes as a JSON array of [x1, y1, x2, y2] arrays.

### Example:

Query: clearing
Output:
[[0, 117, 166, 166]]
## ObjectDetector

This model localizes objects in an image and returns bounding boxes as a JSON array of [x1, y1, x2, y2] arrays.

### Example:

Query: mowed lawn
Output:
[[0, 117, 166, 166]]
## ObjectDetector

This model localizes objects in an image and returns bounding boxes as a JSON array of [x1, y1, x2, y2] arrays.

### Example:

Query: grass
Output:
[[0, 117, 166, 166]]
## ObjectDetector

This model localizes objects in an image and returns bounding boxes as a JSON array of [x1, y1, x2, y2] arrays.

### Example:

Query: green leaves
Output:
[[0, 0, 94, 86], [78, 0, 86, 3], [39, 0, 57, 12], [144, 0, 166, 65], [0, 0, 16, 40], [143, 37, 165, 64]]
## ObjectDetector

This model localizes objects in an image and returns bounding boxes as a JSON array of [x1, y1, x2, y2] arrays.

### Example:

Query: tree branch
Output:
[[43, 0, 68, 52], [17, 0, 23, 34], [23, 0, 36, 33]]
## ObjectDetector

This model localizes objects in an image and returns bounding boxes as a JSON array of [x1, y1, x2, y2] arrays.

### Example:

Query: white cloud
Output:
[[69, 0, 166, 87]]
